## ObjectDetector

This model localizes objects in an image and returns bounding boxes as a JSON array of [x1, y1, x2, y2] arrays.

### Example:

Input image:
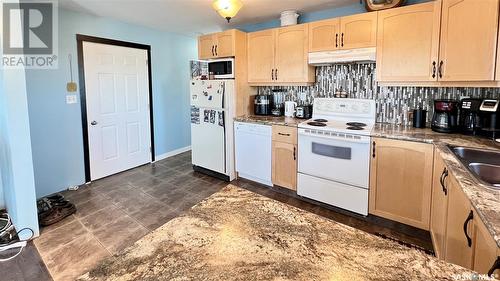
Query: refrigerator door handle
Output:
[[221, 81, 225, 109]]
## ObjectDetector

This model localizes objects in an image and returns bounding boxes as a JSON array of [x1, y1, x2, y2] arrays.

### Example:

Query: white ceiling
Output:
[[59, 0, 359, 37]]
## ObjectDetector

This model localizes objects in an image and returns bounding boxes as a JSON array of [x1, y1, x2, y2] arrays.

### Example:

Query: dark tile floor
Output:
[[33, 151, 227, 281], [6, 150, 433, 281]]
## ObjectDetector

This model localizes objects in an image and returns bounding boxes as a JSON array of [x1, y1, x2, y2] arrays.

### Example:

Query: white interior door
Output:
[[83, 42, 151, 180]]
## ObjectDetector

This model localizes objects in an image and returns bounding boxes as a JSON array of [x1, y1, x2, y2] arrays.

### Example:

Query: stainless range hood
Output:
[[308, 47, 376, 65]]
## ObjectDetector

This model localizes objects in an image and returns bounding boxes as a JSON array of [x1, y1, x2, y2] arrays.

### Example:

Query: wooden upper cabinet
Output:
[[199, 34, 216, 60], [308, 18, 340, 52], [376, 2, 441, 82], [198, 30, 235, 59], [430, 151, 450, 259], [247, 30, 275, 83], [275, 24, 311, 83], [496, 21, 500, 81], [369, 138, 434, 230], [340, 12, 377, 49], [439, 0, 499, 81], [215, 31, 234, 58], [445, 175, 474, 269], [248, 25, 314, 84], [308, 12, 376, 52]]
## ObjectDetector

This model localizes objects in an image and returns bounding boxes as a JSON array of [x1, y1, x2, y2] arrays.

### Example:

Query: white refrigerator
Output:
[[190, 80, 235, 181]]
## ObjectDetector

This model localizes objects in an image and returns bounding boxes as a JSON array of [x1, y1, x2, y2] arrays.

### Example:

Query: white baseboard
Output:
[[155, 146, 191, 162]]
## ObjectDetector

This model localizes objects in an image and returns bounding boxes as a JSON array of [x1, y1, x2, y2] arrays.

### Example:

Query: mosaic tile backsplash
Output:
[[257, 64, 500, 125]]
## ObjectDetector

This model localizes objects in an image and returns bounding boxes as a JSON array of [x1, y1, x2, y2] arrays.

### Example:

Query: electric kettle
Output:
[[284, 101, 297, 117]]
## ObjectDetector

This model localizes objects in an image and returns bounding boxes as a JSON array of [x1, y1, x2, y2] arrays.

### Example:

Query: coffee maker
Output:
[[458, 98, 483, 135], [479, 99, 500, 139], [254, 95, 272, 115], [431, 100, 459, 133]]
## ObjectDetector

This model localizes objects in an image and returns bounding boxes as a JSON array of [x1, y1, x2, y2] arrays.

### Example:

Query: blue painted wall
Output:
[[26, 8, 197, 197], [235, 0, 430, 32], [0, 43, 40, 237], [0, 65, 3, 210], [0, 176, 4, 209]]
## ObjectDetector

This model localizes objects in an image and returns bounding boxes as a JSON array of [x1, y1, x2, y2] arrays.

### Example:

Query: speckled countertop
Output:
[[79, 185, 474, 281], [234, 117, 500, 247], [234, 115, 304, 127], [372, 123, 500, 247]]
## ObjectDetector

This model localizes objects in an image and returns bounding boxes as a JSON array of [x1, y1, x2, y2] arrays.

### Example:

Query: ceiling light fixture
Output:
[[212, 0, 243, 23]]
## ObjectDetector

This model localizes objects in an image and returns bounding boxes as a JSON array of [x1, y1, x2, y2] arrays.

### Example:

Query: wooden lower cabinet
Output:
[[272, 141, 297, 190], [473, 218, 500, 277], [369, 138, 434, 230], [429, 153, 500, 278], [444, 175, 474, 269], [271, 125, 297, 191], [430, 151, 449, 259]]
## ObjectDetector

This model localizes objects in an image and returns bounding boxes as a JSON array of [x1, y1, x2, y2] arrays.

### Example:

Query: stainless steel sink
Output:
[[452, 147, 500, 166], [469, 163, 500, 188], [448, 146, 500, 188]]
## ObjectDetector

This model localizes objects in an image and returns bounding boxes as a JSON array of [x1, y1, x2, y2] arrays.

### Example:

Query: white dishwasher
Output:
[[234, 122, 272, 186]]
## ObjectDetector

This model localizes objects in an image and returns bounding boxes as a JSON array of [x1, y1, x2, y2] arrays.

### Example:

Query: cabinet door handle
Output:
[[463, 210, 474, 247], [439, 167, 448, 195], [335, 33, 338, 48], [341, 33, 344, 47], [211, 45, 214, 56], [293, 146, 296, 160], [271, 69, 275, 80], [372, 141, 376, 158], [275, 69, 278, 80], [432, 61, 437, 78], [278, 133, 290, 136], [488, 256, 500, 277], [215, 45, 218, 56], [438, 61, 444, 78]]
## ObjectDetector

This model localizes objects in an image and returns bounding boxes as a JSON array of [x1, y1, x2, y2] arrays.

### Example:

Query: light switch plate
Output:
[[66, 95, 78, 104]]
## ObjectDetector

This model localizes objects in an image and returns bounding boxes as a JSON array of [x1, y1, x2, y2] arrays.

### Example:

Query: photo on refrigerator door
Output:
[[204, 110, 210, 123], [209, 110, 216, 124], [218, 111, 224, 127], [191, 106, 200, 124]]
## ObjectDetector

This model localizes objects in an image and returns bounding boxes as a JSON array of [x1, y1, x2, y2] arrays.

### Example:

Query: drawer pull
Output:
[[463, 210, 473, 247], [488, 256, 500, 277], [372, 141, 376, 158], [278, 133, 290, 136]]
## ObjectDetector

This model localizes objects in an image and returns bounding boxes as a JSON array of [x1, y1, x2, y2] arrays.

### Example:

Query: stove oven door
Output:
[[298, 129, 371, 188]]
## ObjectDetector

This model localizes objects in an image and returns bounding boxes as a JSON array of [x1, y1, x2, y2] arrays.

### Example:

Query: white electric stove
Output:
[[297, 98, 376, 216]]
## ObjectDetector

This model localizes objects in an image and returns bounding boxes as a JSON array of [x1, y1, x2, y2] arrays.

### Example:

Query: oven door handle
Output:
[[299, 131, 371, 144]]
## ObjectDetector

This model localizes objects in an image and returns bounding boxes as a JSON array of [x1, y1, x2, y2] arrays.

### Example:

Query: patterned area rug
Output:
[[78, 185, 471, 281]]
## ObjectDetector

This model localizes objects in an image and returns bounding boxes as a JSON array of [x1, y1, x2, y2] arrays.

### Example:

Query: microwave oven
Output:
[[208, 58, 234, 79]]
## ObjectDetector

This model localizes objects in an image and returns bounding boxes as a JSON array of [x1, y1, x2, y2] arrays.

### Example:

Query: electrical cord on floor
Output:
[[0, 218, 35, 262], [0, 213, 12, 237]]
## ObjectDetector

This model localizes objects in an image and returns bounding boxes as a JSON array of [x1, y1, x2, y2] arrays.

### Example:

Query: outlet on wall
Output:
[[66, 95, 78, 104]]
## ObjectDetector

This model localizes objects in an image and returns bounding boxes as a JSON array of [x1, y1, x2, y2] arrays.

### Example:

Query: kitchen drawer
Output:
[[272, 125, 297, 144]]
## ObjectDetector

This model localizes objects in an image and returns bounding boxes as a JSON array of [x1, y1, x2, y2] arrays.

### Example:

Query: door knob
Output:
[[90, 121, 98, 125]]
